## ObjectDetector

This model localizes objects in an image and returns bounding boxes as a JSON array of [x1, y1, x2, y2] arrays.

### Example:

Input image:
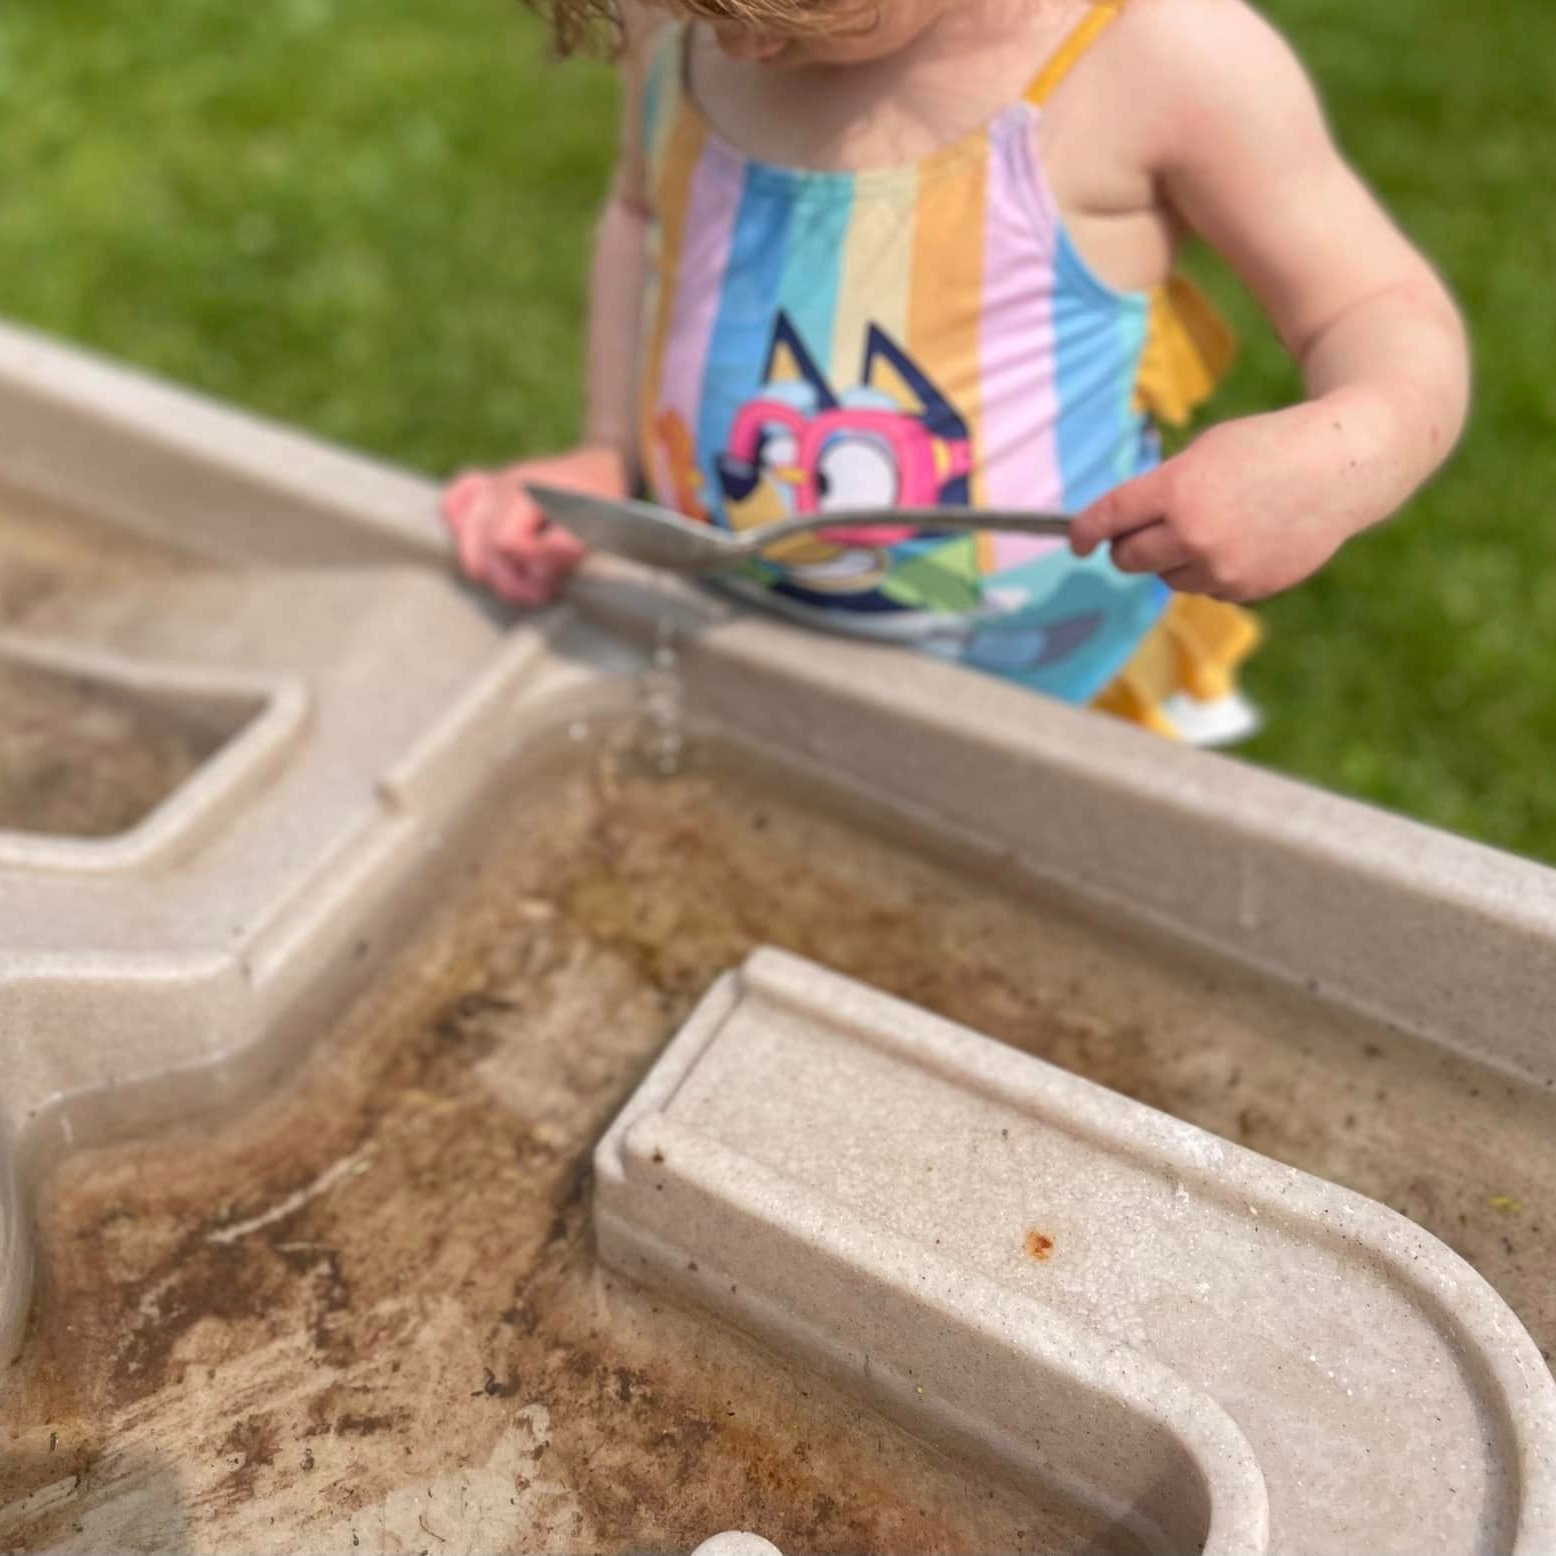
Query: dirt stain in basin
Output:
[[2, 739, 1554, 1553], [0, 660, 232, 839], [0, 487, 223, 838], [1024, 1231, 1056, 1261], [0, 485, 201, 628], [1, 752, 1128, 1555], [217, 1413, 279, 1504]]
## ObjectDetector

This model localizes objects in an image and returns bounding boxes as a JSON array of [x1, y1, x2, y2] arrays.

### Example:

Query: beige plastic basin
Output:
[[2, 316, 1554, 1553]]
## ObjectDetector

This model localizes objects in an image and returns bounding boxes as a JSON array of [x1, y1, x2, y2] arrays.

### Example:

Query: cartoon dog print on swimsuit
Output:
[[713, 315, 971, 609], [706, 312, 1166, 701]]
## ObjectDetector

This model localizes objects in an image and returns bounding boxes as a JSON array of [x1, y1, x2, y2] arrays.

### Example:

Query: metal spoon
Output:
[[525, 483, 1072, 575]]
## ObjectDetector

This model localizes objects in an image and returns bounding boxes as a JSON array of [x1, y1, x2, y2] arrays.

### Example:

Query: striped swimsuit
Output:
[[635, 4, 1260, 735]]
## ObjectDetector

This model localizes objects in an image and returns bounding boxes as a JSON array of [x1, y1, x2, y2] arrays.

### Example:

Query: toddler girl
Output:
[[443, 0, 1467, 743]]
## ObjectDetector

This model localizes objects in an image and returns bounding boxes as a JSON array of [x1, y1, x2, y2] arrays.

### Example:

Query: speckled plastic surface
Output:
[[3, 316, 1556, 1552], [0, 320, 642, 1358], [597, 949, 1556, 1555]]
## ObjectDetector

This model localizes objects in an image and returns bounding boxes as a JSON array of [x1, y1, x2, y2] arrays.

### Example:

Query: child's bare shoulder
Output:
[[619, 0, 670, 65], [1086, 0, 1328, 166], [1105, 0, 1306, 74]]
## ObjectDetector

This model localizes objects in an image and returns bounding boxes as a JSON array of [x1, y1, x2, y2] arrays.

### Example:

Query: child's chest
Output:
[[684, 13, 1169, 295]]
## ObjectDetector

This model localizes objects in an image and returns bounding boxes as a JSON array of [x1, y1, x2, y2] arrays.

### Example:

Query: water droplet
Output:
[[635, 607, 687, 779]]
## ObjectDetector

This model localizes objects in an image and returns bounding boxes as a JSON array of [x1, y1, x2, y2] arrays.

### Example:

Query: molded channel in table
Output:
[[596, 949, 1556, 1556]]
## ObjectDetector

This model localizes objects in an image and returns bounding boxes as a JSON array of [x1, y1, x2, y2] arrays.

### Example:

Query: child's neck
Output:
[[686, 1, 1091, 173]]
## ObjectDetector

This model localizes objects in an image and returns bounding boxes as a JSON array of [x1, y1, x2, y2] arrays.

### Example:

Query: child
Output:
[[442, 0, 1468, 744]]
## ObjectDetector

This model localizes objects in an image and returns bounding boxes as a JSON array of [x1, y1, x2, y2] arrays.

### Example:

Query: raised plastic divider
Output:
[[7, 315, 1556, 1547], [0, 566, 619, 1356], [596, 948, 1556, 1555], [0, 318, 452, 569]]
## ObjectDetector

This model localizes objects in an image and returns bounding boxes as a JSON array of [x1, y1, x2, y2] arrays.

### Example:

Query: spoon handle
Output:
[[745, 507, 1073, 553]]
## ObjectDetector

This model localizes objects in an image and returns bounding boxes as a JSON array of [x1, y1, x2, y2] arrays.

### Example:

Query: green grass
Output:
[[1194, 1, 1556, 862], [3, 0, 1553, 859]]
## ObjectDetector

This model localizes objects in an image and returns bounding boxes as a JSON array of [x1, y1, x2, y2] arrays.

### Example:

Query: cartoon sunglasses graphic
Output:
[[723, 398, 973, 546]]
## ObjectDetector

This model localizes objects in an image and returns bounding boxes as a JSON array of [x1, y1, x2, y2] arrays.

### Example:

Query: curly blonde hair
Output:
[[529, 0, 878, 58]]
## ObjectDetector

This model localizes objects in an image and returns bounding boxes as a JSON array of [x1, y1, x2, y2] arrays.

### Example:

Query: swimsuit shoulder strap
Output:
[[641, 19, 688, 159], [1023, 2, 1124, 108]]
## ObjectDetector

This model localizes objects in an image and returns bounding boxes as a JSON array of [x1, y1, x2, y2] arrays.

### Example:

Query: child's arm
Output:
[[442, 8, 659, 603], [583, 9, 657, 471], [1070, 0, 1470, 602]]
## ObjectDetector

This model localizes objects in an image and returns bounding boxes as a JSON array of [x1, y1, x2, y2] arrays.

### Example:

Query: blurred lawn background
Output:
[[2, 0, 1553, 858]]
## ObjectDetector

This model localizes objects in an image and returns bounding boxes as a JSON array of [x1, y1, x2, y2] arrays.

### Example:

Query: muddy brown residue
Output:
[[0, 661, 232, 839], [217, 1413, 278, 1504], [0, 487, 220, 839], [2, 744, 1553, 1553], [0, 485, 201, 627], [1, 756, 1121, 1554]]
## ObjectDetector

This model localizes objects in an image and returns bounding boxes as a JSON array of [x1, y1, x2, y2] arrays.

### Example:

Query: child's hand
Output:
[[1062, 1, 1468, 604], [441, 446, 626, 606], [1070, 398, 1391, 602]]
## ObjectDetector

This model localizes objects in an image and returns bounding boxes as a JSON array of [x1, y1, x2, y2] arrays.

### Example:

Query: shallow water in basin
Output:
[[0, 485, 201, 628], [2, 733, 1552, 1552], [0, 487, 226, 837], [0, 659, 235, 840]]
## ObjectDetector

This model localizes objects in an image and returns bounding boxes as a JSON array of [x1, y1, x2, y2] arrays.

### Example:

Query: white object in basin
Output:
[[595, 948, 1556, 1556], [690, 1535, 783, 1556]]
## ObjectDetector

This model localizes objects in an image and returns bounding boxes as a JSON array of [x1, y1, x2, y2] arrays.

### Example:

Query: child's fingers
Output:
[[452, 483, 498, 582], [491, 488, 547, 554], [441, 471, 487, 526], [491, 493, 585, 563], [447, 467, 588, 602], [483, 550, 548, 604], [1069, 470, 1168, 557], [534, 524, 587, 566], [1161, 563, 1222, 599], [484, 515, 582, 605], [489, 550, 573, 606], [1109, 521, 1193, 577]]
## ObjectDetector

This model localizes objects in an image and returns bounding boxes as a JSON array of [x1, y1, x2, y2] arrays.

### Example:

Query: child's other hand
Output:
[[1070, 399, 1389, 602], [441, 446, 626, 606]]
